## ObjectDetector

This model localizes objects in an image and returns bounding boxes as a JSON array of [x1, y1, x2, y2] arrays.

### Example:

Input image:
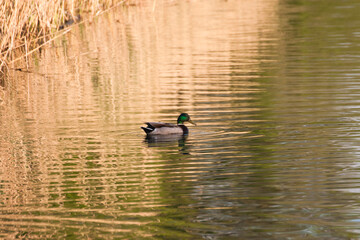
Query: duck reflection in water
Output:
[[144, 134, 190, 155]]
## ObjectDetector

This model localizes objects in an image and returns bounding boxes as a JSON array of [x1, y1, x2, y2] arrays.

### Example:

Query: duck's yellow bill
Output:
[[188, 119, 197, 126]]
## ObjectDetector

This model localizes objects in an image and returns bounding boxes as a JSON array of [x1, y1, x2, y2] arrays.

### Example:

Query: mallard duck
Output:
[[141, 113, 196, 136]]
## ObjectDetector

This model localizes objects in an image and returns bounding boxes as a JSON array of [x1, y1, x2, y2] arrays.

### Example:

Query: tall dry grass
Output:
[[0, 0, 127, 72]]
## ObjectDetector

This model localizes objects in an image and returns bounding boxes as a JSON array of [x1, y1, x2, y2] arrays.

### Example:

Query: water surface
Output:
[[1, 0, 360, 238]]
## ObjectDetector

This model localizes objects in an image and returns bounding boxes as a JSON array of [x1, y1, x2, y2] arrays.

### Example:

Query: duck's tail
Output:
[[141, 126, 153, 134]]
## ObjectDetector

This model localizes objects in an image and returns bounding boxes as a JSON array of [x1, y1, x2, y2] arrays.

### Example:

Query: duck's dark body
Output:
[[141, 122, 188, 135]]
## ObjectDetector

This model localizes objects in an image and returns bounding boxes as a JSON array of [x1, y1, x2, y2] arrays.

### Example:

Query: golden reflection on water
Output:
[[0, 0, 298, 238]]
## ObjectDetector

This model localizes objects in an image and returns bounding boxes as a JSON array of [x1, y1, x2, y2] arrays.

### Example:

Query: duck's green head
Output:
[[177, 113, 196, 125]]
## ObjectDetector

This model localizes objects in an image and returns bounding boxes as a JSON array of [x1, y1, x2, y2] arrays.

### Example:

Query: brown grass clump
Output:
[[0, 0, 127, 72]]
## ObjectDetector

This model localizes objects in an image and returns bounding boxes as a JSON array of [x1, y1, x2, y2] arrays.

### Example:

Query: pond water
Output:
[[2, 0, 360, 238]]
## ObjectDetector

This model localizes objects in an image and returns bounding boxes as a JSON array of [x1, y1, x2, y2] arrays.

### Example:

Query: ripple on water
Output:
[[2, 0, 360, 239]]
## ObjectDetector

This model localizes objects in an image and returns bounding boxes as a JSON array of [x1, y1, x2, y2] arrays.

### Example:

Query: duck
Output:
[[141, 113, 196, 136]]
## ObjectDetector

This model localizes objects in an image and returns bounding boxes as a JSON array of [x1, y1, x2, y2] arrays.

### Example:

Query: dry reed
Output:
[[0, 0, 128, 72]]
